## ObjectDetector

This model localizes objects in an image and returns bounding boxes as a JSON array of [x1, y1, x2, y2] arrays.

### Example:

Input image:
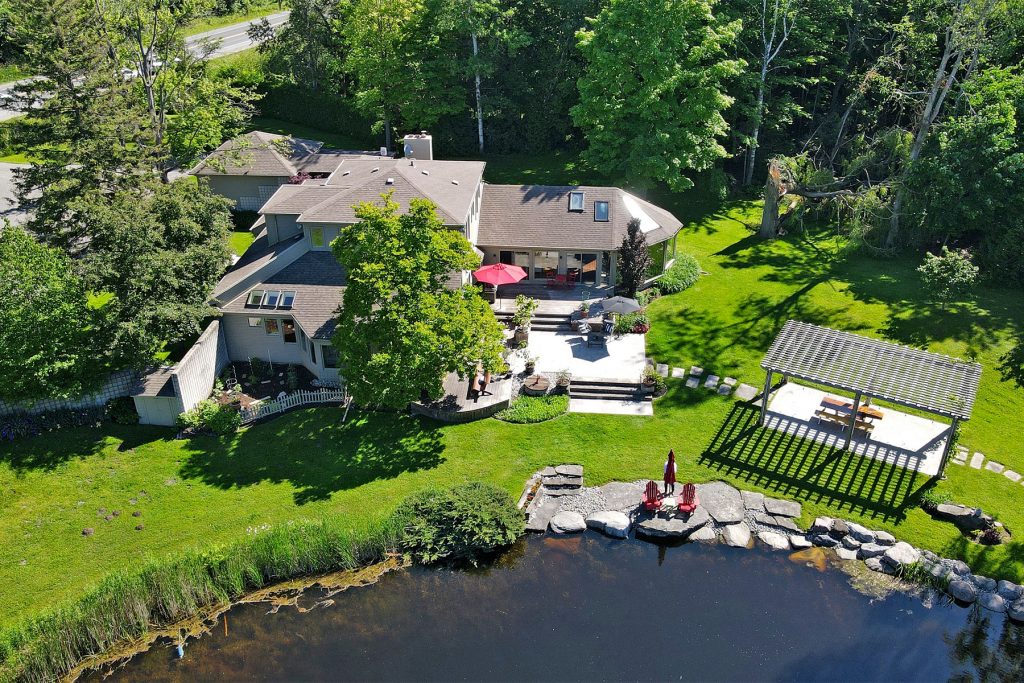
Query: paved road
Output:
[[0, 162, 31, 225], [0, 10, 290, 120]]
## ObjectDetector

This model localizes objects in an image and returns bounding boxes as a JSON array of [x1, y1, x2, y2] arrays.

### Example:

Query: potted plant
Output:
[[641, 366, 658, 394], [525, 355, 538, 375], [571, 301, 590, 322], [556, 369, 571, 393], [511, 295, 538, 345]]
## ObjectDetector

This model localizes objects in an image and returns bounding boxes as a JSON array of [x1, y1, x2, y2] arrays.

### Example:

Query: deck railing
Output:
[[239, 387, 348, 424]]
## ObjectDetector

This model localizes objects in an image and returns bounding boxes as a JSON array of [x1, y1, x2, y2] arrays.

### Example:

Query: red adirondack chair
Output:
[[642, 480, 661, 511], [677, 483, 699, 514]]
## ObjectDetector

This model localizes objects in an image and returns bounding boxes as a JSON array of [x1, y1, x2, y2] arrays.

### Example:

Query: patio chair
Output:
[[587, 332, 606, 348], [643, 480, 661, 512], [547, 274, 567, 288], [677, 483, 699, 514]]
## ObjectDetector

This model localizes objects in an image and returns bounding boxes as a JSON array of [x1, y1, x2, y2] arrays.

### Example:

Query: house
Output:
[[198, 131, 682, 385]]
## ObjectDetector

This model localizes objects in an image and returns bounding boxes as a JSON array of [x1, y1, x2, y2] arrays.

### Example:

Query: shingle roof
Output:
[[211, 229, 305, 302], [258, 185, 340, 215], [298, 158, 484, 226], [192, 131, 323, 177], [220, 252, 347, 339], [477, 185, 681, 251], [131, 366, 176, 398]]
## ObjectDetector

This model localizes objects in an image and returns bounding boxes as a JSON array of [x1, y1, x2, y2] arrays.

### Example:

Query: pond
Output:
[[102, 535, 1024, 682]]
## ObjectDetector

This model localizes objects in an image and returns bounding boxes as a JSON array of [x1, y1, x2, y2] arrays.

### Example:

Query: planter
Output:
[[641, 381, 656, 395], [524, 361, 536, 375], [556, 379, 571, 395], [514, 328, 530, 346], [522, 375, 550, 396]]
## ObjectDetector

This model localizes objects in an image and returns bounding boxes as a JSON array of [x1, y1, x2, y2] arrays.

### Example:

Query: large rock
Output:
[[811, 534, 840, 548], [942, 558, 971, 576], [978, 592, 1007, 613], [857, 543, 887, 559], [933, 503, 993, 532], [997, 580, 1022, 601], [585, 511, 631, 539], [836, 547, 859, 561], [690, 526, 718, 542], [741, 490, 766, 511], [764, 497, 802, 518], [635, 507, 711, 538], [846, 522, 876, 544], [948, 579, 978, 603], [864, 557, 894, 574], [758, 531, 791, 550], [1009, 598, 1024, 622], [810, 516, 833, 534], [597, 482, 644, 511], [841, 535, 862, 550], [722, 522, 752, 548], [831, 519, 849, 536], [750, 511, 801, 533], [698, 482, 745, 524], [874, 530, 896, 546], [555, 464, 584, 477], [549, 511, 587, 534], [973, 575, 998, 592], [789, 535, 813, 549], [882, 542, 920, 570]]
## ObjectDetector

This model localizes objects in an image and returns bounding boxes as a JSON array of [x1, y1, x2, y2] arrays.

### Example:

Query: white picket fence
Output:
[[239, 387, 348, 424]]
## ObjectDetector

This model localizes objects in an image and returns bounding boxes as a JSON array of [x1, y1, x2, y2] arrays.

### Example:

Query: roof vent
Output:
[[371, 167, 379, 173], [409, 158, 415, 166], [421, 170, 429, 175], [342, 170, 350, 176], [386, 177, 394, 185], [451, 179, 459, 185]]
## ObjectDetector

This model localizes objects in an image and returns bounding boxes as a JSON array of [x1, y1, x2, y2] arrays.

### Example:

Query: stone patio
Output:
[[525, 330, 647, 383]]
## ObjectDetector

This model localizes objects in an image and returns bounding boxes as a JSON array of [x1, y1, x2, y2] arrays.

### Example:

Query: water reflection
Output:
[[99, 535, 1024, 682]]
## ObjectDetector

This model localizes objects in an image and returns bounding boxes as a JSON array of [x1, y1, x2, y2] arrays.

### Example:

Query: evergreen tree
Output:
[[618, 218, 653, 297]]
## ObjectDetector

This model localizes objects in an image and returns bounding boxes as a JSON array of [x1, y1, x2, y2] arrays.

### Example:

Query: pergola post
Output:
[[843, 391, 863, 451], [759, 369, 773, 426], [936, 417, 960, 478]]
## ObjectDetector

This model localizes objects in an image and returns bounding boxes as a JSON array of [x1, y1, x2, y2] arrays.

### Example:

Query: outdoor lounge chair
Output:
[[643, 480, 661, 511], [677, 483, 699, 514]]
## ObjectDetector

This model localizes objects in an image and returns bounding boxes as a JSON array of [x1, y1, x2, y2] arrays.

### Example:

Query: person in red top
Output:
[[663, 449, 677, 495]]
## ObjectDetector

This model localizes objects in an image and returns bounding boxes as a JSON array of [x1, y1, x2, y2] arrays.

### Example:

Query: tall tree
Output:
[[332, 193, 506, 408], [571, 0, 742, 191], [617, 218, 653, 297], [0, 228, 102, 403]]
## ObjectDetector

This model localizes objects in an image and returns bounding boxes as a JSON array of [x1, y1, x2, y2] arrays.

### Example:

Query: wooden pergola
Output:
[[759, 321, 982, 476]]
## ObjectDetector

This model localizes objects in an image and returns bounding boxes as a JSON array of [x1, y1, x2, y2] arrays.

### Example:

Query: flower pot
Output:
[[525, 362, 536, 374], [514, 328, 529, 346], [641, 381, 656, 395]]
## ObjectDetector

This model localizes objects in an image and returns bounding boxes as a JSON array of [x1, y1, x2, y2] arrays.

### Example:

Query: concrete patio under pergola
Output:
[[757, 320, 982, 478]]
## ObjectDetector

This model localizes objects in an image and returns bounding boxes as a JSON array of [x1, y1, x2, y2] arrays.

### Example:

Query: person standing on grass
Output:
[[663, 449, 677, 495]]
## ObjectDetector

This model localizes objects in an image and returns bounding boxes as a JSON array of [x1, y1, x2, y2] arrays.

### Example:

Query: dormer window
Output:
[[263, 290, 281, 307], [595, 200, 609, 222], [280, 291, 296, 308], [569, 191, 585, 212], [246, 290, 264, 307]]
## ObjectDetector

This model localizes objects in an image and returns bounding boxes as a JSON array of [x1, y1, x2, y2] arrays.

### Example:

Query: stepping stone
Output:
[[685, 377, 700, 389], [704, 374, 720, 389], [970, 453, 985, 469], [526, 499, 559, 532], [734, 383, 759, 401], [751, 511, 801, 533], [636, 507, 711, 538], [764, 497, 802, 518], [1005, 470, 1022, 483], [689, 526, 718, 542], [596, 482, 643, 511], [540, 466, 558, 477], [722, 377, 737, 387], [985, 461, 1005, 474], [689, 365, 703, 376], [555, 464, 583, 477], [717, 384, 733, 395], [697, 482, 744, 524], [951, 457, 966, 465], [543, 474, 583, 487], [671, 367, 686, 378], [542, 487, 581, 497], [741, 490, 765, 512], [656, 363, 669, 377]]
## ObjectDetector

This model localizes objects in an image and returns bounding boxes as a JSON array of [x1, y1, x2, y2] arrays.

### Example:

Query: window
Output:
[[280, 290, 296, 308], [647, 242, 666, 278], [309, 342, 317, 364], [282, 318, 297, 344], [311, 227, 325, 248], [262, 290, 281, 307], [595, 201, 609, 222], [246, 290, 264, 307], [299, 328, 307, 351], [265, 318, 280, 335], [247, 317, 262, 327], [499, 250, 529, 269], [568, 191, 584, 212], [533, 250, 559, 280], [323, 344, 339, 368]]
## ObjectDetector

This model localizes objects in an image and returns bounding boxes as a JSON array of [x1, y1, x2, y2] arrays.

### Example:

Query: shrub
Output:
[[658, 253, 701, 293], [176, 399, 241, 435], [1, 407, 105, 441], [248, 356, 271, 380], [392, 483, 525, 566], [614, 311, 650, 334], [286, 365, 299, 391], [495, 394, 569, 423], [104, 397, 139, 425], [636, 288, 660, 307]]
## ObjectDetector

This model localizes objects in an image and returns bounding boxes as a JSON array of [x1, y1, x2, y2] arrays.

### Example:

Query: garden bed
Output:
[[215, 362, 322, 410]]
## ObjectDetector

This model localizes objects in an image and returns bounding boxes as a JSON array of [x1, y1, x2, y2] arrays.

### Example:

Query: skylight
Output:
[[246, 290, 264, 307], [280, 291, 296, 308], [569, 191, 584, 212], [263, 290, 281, 307], [595, 200, 609, 222]]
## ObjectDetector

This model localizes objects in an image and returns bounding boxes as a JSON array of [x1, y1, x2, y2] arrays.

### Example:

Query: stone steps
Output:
[[568, 379, 648, 403]]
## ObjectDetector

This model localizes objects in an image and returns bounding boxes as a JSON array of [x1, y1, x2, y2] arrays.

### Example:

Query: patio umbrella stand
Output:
[[472, 263, 528, 302], [599, 296, 642, 315]]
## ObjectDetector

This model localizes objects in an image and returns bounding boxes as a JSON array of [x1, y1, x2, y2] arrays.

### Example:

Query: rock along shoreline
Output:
[[521, 467, 1024, 622]]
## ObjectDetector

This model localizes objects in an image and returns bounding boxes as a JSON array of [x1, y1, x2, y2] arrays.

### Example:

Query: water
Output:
[[105, 535, 1024, 682]]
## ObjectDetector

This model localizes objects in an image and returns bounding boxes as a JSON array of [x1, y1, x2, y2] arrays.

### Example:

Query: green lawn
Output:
[[184, 1, 288, 37], [0, 63, 27, 85], [229, 229, 255, 256], [2, 152, 1023, 633]]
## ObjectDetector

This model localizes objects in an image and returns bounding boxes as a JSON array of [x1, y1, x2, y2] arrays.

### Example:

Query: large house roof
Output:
[[477, 185, 681, 251], [294, 158, 485, 226], [219, 251, 346, 340], [192, 131, 381, 178]]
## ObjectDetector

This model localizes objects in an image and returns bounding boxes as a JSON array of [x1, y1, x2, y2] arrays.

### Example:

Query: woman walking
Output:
[[663, 449, 677, 495]]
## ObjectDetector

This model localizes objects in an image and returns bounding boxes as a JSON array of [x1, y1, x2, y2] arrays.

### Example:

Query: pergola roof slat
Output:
[[761, 320, 981, 420]]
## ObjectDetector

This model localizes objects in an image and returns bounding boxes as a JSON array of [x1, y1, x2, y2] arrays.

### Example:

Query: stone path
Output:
[[954, 449, 1024, 489]]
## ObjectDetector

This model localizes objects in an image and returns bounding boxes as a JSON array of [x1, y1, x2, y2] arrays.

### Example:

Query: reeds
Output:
[[0, 517, 402, 683]]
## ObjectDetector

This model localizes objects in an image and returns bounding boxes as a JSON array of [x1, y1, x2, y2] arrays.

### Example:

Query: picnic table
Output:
[[815, 396, 883, 435]]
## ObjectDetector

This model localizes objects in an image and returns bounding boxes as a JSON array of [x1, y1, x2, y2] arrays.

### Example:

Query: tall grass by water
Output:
[[0, 518, 403, 683]]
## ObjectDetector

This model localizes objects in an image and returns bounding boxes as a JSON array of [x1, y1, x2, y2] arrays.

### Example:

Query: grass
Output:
[[0, 63, 28, 85], [229, 230, 255, 256], [2, 150, 1023, 641], [494, 394, 569, 423], [183, 1, 288, 37], [249, 116, 374, 152]]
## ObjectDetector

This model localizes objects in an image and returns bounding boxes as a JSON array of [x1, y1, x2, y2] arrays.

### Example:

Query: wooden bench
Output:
[[814, 409, 874, 434]]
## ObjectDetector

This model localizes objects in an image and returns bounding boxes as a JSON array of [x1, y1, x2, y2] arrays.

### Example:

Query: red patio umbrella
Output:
[[663, 449, 677, 493], [473, 263, 527, 299]]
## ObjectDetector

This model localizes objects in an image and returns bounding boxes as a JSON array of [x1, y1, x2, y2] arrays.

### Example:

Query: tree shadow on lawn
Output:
[[698, 402, 929, 522], [178, 408, 445, 505], [0, 424, 171, 474]]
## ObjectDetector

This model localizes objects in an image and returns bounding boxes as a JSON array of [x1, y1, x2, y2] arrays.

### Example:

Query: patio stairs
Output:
[[568, 379, 650, 403], [494, 310, 572, 332]]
